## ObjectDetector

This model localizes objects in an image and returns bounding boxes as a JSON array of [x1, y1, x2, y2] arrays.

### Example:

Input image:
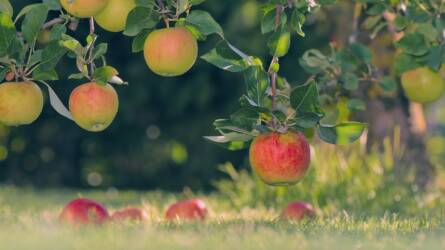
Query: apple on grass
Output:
[[60, 0, 109, 18], [281, 201, 316, 221], [165, 199, 207, 221], [59, 198, 109, 225], [249, 131, 311, 186], [0, 81, 43, 126], [111, 207, 147, 222], [69, 82, 119, 132], [144, 27, 198, 77]]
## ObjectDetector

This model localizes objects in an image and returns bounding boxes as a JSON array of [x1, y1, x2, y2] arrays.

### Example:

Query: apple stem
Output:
[[88, 17, 96, 78], [268, 5, 283, 130], [156, 0, 170, 28]]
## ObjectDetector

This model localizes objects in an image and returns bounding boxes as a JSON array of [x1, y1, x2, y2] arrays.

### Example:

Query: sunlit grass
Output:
[[0, 187, 444, 250]]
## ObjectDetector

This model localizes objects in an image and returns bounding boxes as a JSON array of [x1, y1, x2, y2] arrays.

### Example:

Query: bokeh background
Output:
[[1, 0, 445, 197]]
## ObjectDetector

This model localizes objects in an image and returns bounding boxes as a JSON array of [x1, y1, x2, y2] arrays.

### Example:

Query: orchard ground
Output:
[[0, 187, 444, 250]]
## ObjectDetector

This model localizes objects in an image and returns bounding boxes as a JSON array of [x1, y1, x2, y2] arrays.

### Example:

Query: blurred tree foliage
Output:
[[0, 0, 336, 190]]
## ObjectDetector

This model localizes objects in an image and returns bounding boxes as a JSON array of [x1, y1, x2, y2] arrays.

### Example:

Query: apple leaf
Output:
[[21, 4, 49, 44], [0, 0, 12, 17], [40, 81, 73, 121], [185, 10, 224, 38], [317, 122, 367, 145], [0, 12, 16, 57], [290, 80, 321, 114], [201, 41, 248, 73], [124, 6, 159, 37]]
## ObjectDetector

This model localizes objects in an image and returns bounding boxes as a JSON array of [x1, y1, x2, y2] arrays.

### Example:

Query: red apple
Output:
[[249, 131, 311, 185], [165, 199, 207, 221], [59, 198, 109, 225], [281, 201, 316, 221], [111, 207, 147, 222]]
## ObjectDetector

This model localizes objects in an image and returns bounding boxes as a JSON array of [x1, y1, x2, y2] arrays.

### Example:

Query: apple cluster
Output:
[[58, 197, 315, 225]]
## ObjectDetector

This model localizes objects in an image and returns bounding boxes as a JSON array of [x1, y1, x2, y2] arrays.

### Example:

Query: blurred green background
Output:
[[1, 0, 328, 190]]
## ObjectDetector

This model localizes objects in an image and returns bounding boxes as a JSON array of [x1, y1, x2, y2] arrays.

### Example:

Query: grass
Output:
[[0, 186, 444, 250], [2, 138, 445, 249]]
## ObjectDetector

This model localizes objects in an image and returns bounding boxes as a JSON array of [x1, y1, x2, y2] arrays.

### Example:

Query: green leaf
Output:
[[42, 0, 61, 10], [92, 43, 108, 60], [40, 81, 73, 121], [290, 80, 321, 114], [243, 66, 269, 107], [341, 72, 359, 91], [290, 9, 305, 37], [0, 0, 13, 17], [21, 4, 49, 44], [291, 112, 323, 129], [124, 6, 159, 36], [347, 99, 366, 111], [49, 23, 66, 41], [185, 10, 224, 38], [203, 135, 250, 151], [0, 12, 16, 57], [267, 27, 291, 57], [379, 77, 397, 92], [32, 68, 58, 81], [201, 41, 248, 73], [93, 66, 119, 85], [395, 32, 430, 56], [132, 29, 150, 53], [317, 122, 367, 145], [38, 40, 68, 71]]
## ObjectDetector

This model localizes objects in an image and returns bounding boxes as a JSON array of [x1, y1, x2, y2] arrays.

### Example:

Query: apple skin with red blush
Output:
[[59, 198, 109, 225], [249, 132, 311, 186], [165, 199, 207, 221]]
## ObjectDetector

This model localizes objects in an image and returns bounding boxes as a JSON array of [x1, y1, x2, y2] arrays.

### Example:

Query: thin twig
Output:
[[156, 0, 170, 28], [88, 17, 96, 78]]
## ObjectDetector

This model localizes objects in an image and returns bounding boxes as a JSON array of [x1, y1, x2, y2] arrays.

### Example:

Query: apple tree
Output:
[[0, 0, 443, 187]]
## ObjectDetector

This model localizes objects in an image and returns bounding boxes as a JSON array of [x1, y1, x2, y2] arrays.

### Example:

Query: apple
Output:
[[165, 199, 207, 221], [401, 67, 445, 103], [281, 201, 316, 221], [69, 82, 119, 132], [249, 131, 311, 185], [60, 0, 109, 18], [59, 198, 109, 225], [111, 207, 147, 222], [144, 27, 198, 77], [0, 81, 43, 126], [95, 0, 136, 32]]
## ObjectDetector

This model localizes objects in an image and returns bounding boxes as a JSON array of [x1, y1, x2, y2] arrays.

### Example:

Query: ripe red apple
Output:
[[60, 0, 109, 18], [95, 0, 136, 32], [165, 199, 207, 221], [59, 198, 109, 225], [281, 201, 316, 221], [249, 132, 311, 185], [401, 67, 445, 103], [0, 81, 43, 126], [111, 207, 147, 222], [69, 82, 119, 132], [144, 27, 198, 77]]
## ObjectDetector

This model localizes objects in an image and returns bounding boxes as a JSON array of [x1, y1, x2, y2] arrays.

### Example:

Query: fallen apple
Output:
[[111, 207, 147, 222], [59, 198, 109, 225], [281, 201, 316, 221], [165, 199, 207, 221]]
